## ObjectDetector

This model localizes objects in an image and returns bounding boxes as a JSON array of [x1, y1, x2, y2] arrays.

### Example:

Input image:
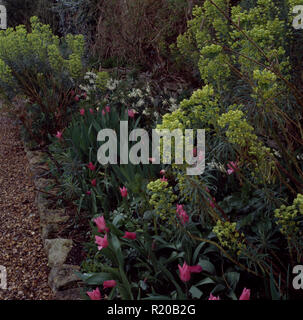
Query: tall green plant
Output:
[[0, 16, 85, 144]]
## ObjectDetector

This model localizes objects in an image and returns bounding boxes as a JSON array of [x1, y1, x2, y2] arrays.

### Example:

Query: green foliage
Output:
[[147, 179, 178, 222], [0, 17, 85, 144], [9, 0, 303, 300], [153, 0, 303, 299]]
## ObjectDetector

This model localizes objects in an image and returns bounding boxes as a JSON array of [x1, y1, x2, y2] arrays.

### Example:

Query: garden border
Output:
[[23, 142, 84, 300]]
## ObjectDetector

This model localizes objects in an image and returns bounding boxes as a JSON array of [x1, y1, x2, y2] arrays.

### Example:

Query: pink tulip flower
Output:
[[123, 231, 136, 240], [160, 176, 168, 182], [188, 265, 203, 273], [87, 287, 102, 300], [87, 162, 96, 171], [56, 131, 63, 140], [176, 204, 189, 225], [227, 161, 238, 175], [209, 293, 220, 300], [95, 234, 108, 251], [178, 262, 191, 282], [94, 216, 109, 233], [239, 288, 250, 300], [103, 280, 117, 289], [120, 186, 128, 198], [128, 109, 135, 118]]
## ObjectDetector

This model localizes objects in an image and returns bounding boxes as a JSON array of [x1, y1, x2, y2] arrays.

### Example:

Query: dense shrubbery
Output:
[[3, 0, 57, 29], [1, 0, 303, 300], [53, 0, 201, 75], [0, 17, 85, 144]]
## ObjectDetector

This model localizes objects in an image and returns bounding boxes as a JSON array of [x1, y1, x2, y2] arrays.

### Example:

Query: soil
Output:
[[56, 207, 90, 266]]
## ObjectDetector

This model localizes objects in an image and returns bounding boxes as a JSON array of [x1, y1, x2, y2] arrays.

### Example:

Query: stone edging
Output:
[[23, 145, 83, 300]]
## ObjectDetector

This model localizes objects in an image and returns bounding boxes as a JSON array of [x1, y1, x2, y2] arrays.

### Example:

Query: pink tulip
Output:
[[178, 262, 191, 282], [102, 109, 106, 116], [80, 108, 85, 116], [87, 162, 96, 171], [160, 176, 168, 182], [95, 234, 108, 250], [87, 287, 102, 300], [176, 204, 184, 212], [176, 204, 189, 225], [120, 186, 128, 198], [83, 92, 87, 99], [105, 105, 111, 113], [103, 280, 117, 289], [128, 109, 135, 118], [70, 90, 75, 96], [56, 131, 63, 139], [86, 191, 92, 195], [91, 179, 97, 187], [123, 231, 136, 240], [239, 288, 250, 300], [149, 157, 156, 163], [160, 169, 166, 175], [188, 265, 202, 273], [75, 95, 80, 102], [94, 216, 109, 233], [179, 211, 189, 224], [89, 108, 94, 114], [209, 293, 220, 300], [227, 161, 238, 175]]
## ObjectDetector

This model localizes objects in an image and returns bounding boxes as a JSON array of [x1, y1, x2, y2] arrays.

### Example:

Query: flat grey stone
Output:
[[48, 264, 81, 292], [45, 238, 73, 267]]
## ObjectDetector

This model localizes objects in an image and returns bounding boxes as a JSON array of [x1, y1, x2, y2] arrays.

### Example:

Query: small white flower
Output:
[[169, 97, 177, 104], [273, 149, 282, 158], [146, 84, 151, 94], [136, 99, 145, 107], [153, 111, 159, 119], [169, 103, 179, 112]]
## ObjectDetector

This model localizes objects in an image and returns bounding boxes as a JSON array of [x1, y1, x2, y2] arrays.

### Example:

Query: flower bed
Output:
[[1, 0, 303, 300]]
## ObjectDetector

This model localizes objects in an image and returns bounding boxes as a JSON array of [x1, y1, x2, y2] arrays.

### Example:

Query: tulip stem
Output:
[[153, 216, 158, 235]]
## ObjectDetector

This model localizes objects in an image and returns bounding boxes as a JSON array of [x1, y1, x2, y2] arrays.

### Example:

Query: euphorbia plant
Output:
[[0, 16, 85, 144]]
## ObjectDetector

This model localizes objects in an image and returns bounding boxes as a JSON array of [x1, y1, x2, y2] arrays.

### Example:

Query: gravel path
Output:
[[0, 113, 53, 300]]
